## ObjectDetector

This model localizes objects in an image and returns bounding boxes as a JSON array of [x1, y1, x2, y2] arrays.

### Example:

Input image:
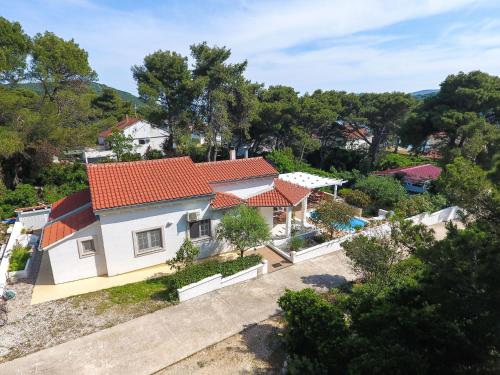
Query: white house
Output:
[[83, 116, 169, 163], [39, 156, 320, 284]]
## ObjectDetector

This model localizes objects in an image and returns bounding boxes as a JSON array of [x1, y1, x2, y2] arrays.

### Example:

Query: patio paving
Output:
[[31, 253, 176, 305], [247, 246, 292, 272], [0, 250, 355, 375]]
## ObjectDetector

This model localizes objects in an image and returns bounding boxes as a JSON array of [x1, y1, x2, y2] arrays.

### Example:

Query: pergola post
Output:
[[285, 207, 292, 237], [301, 198, 307, 227], [334, 184, 338, 199]]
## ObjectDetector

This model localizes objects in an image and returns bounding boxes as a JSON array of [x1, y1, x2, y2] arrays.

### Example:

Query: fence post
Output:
[[261, 260, 268, 275]]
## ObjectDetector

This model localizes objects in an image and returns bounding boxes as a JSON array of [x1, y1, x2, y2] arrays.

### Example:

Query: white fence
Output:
[[272, 206, 461, 265], [0, 221, 24, 295], [407, 206, 461, 226], [177, 260, 268, 302]]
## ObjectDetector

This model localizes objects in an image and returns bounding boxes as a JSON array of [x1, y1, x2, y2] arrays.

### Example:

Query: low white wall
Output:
[[17, 208, 50, 230], [8, 256, 31, 282], [177, 261, 268, 302], [407, 206, 460, 226], [0, 221, 24, 295]]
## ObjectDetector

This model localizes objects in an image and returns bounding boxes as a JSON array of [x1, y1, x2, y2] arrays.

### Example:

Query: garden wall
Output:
[[407, 206, 461, 226], [0, 221, 24, 296], [177, 260, 268, 302]]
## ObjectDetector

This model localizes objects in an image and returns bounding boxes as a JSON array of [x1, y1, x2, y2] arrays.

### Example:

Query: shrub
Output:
[[394, 193, 448, 217], [343, 189, 371, 209], [376, 153, 431, 170], [355, 175, 407, 209], [167, 238, 200, 271], [289, 236, 305, 252], [9, 244, 30, 271]]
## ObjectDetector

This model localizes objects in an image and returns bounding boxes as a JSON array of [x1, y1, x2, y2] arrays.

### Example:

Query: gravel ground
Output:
[[0, 258, 173, 363], [156, 315, 286, 375]]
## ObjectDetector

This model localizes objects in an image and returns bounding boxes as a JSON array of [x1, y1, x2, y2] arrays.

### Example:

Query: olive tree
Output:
[[217, 205, 270, 257]]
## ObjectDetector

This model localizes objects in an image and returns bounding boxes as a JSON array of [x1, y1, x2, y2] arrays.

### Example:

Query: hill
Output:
[[9, 82, 146, 107], [410, 89, 439, 100]]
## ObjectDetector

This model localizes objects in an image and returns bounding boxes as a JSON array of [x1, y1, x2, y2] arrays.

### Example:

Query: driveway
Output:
[[0, 250, 355, 375]]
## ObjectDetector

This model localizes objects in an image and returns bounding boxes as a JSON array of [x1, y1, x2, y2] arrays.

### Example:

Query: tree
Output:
[[342, 189, 371, 209], [91, 87, 132, 120], [132, 50, 194, 154], [355, 175, 408, 210], [400, 71, 500, 166], [167, 238, 200, 271], [394, 193, 447, 217], [30, 32, 97, 102], [217, 205, 270, 257], [191, 42, 248, 161], [311, 200, 356, 240], [107, 130, 134, 162], [0, 17, 31, 85], [351, 92, 415, 167], [437, 156, 499, 222]]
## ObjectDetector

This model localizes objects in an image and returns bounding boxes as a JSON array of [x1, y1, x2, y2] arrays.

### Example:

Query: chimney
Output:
[[229, 147, 236, 160], [125, 114, 129, 121]]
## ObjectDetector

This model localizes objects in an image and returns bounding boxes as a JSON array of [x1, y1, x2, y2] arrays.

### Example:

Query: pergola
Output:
[[278, 172, 346, 198]]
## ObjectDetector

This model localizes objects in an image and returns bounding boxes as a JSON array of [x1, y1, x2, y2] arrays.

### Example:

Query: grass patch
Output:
[[88, 254, 263, 309], [8, 245, 30, 272]]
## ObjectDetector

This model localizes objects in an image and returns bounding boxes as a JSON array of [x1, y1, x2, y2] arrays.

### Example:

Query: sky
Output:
[[2, 0, 500, 95]]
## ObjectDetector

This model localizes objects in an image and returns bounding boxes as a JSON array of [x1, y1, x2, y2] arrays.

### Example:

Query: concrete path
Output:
[[0, 251, 355, 375]]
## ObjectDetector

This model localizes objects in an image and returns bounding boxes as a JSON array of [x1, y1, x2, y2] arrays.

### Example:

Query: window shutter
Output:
[[190, 221, 200, 239]]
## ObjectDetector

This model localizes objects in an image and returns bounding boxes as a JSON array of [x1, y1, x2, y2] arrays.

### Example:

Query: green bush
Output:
[[343, 189, 371, 208], [376, 153, 431, 170], [394, 193, 448, 217], [355, 175, 408, 209], [289, 236, 305, 252], [9, 245, 30, 271]]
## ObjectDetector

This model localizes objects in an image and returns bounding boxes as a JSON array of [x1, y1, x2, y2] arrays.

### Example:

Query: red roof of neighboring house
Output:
[[247, 179, 310, 207], [341, 125, 370, 141], [99, 116, 141, 138], [41, 207, 97, 249], [211, 192, 243, 210], [87, 157, 214, 211], [196, 157, 279, 183], [48, 189, 91, 221], [15, 204, 51, 213], [373, 164, 442, 183]]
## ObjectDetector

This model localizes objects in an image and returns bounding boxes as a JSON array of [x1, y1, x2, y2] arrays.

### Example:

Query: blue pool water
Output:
[[310, 211, 367, 231]]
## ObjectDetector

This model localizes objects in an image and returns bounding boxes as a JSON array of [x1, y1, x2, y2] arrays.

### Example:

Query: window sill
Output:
[[134, 247, 166, 258], [79, 252, 96, 259], [191, 236, 212, 243]]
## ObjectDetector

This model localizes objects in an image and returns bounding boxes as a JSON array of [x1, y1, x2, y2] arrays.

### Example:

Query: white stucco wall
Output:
[[17, 209, 50, 230], [257, 207, 274, 230], [211, 177, 275, 199], [47, 222, 107, 284], [98, 196, 226, 276], [123, 121, 168, 156]]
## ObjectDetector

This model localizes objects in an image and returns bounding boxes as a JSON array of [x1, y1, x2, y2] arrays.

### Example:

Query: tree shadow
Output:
[[223, 316, 285, 374], [300, 274, 347, 289]]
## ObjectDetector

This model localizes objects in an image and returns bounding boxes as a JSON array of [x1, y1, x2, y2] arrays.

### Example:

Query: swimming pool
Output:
[[309, 211, 368, 231]]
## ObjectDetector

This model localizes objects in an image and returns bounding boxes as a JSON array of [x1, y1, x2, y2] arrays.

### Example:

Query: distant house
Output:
[[38, 155, 333, 284], [335, 125, 372, 150], [83, 116, 169, 163], [373, 164, 442, 193]]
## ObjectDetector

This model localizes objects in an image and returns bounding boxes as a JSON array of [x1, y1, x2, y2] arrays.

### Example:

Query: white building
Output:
[[83, 116, 169, 163], [39, 156, 331, 284]]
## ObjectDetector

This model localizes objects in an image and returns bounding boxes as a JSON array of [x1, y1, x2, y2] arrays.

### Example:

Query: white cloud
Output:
[[1, 0, 499, 93]]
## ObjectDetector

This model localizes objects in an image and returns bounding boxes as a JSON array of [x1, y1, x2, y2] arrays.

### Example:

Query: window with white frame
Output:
[[189, 219, 211, 240], [78, 238, 96, 257], [134, 228, 163, 255]]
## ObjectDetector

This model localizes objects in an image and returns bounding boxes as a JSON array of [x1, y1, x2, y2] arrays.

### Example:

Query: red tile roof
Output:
[[373, 164, 442, 183], [99, 116, 141, 138], [274, 179, 311, 206], [247, 179, 310, 207], [48, 189, 91, 221], [196, 157, 278, 183], [87, 157, 214, 211], [247, 189, 291, 207], [41, 207, 97, 249], [211, 192, 243, 210]]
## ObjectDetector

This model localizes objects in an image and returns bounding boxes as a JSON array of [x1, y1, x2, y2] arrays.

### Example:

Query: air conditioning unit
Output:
[[187, 210, 201, 222]]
